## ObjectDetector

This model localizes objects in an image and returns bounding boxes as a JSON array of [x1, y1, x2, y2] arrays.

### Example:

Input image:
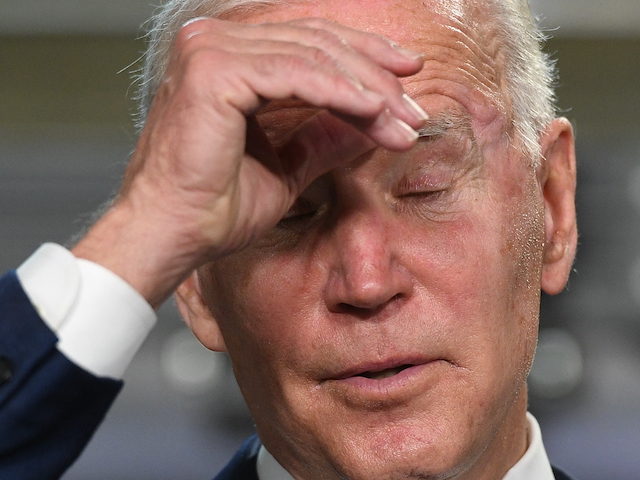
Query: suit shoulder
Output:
[[213, 434, 261, 480], [552, 465, 577, 480]]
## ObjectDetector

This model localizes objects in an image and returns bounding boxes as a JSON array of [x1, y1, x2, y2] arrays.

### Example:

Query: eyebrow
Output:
[[416, 111, 473, 139], [410, 109, 483, 172]]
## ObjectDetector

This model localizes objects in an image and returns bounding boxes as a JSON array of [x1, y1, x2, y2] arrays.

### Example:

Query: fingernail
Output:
[[402, 93, 429, 123], [182, 16, 210, 28], [392, 117, 419, 143], [392, 44, 424, 61]]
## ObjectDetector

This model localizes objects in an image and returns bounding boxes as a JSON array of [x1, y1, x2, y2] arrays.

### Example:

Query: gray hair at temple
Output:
[[135, 0, 556, 164]]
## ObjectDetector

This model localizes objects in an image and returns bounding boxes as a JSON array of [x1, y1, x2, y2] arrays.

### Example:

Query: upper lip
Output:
[[327, 355, 439, 381]]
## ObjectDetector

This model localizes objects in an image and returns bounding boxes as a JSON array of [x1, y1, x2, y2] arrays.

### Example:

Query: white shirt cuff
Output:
[[16, 242, 80, 331], [16, 243, 156, 379]]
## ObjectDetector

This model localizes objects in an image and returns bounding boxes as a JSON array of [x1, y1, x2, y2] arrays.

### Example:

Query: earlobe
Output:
[[176, 272, 228, 352], [540, 118, 578, 295]]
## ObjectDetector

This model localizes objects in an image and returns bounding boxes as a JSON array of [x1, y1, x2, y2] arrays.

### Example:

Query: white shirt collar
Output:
[[257, 445, 293, 480], [256, 412, 554, 480], [503, 412, 555, 480]]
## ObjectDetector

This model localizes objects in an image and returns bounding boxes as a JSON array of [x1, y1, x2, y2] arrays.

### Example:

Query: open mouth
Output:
[[355, 364, 414, 380], [324, 358, 451, 402]]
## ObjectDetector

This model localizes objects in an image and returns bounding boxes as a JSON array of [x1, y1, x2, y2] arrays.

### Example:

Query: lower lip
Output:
[[329, 361, 446, 399]]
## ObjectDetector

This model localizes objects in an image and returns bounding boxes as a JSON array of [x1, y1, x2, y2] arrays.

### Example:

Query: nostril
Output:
[[335, 293, 403, 317], [337, 303, 373, 316], [324, 253, 413, 315]]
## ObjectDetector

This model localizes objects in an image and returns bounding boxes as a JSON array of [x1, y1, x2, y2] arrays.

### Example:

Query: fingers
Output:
[[286, 18, 424, 75], [240, 52, 424, 150], [172, 17, 427, 150], [276, 111, 375, 195], [204, 29, 429, 131], [179, 16, 423, 74], [117, 16, 431, 269]]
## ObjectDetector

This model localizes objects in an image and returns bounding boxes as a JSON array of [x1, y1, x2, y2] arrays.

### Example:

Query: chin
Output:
[[317, 413, 483, 480], [334, 446, 473, 480]]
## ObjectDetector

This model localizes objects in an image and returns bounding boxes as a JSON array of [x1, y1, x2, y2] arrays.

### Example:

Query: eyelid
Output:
[[280, 197, 318, 220], [396, 172, 450, 196]]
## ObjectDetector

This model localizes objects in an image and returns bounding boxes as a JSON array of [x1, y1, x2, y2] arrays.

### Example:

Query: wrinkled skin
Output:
[[167, 1, 577, 479]]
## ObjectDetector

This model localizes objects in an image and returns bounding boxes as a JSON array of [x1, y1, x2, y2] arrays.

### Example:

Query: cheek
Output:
[[205, 254, 334, 455], [206, 253, 320, 371], [475, 171, 543, 382], [402, 176, 542, 376]]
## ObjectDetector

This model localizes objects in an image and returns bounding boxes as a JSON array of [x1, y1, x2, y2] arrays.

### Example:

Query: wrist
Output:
[[71, 197, 204, 308]]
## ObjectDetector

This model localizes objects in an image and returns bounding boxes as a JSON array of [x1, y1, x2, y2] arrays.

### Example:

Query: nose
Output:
[[323, 211, 413, 316]]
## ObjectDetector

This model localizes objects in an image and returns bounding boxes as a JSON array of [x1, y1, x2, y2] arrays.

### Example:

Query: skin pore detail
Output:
[[54, 0, 575, 475], [238, 0, 509, 127], [243, 103, 487, 259], [187, 1, 548, 479], [284, 109, 482, 231]]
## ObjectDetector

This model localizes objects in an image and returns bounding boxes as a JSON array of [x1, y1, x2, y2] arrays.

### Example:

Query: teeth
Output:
[[361, 366, 408, 380]]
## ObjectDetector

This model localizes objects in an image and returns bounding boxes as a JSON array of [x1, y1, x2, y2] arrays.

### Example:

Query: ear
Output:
[[175, 272, 227, 352], [538, 118, 578, 295]]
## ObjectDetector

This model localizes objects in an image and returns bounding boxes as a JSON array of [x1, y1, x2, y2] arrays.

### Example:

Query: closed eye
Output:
[[398, 189, 447, 199], [395, 173, 451, 200], [278, 198, 319, 226]]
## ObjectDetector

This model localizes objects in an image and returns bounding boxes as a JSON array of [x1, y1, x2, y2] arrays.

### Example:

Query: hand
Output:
[[72, 17, 427, 307]]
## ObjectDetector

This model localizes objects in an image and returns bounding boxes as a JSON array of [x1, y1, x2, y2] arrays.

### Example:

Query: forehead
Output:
[[231, 0, 481, 41], [228, 0, 505, 127]]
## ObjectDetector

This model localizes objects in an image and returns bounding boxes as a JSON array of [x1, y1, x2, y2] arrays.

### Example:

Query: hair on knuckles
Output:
[[134, 0, 556, 165]]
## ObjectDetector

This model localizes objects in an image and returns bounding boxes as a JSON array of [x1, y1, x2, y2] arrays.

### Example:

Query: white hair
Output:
[[488, 0, 557, 164], [135, 0, 556, 164], [136, 0, 287, 127]]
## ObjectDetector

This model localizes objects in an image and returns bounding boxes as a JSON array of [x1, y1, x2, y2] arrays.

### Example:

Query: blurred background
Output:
[[1, 1, 639, 478]]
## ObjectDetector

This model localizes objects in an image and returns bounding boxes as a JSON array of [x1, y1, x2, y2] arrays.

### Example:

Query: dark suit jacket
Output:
[[0, 270, 576, 480], [553, 466, 577, 480], [0, 271, 122, 480]]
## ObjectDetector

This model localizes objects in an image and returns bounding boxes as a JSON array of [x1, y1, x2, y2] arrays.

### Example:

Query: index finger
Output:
[[287, 17, 424, 76]]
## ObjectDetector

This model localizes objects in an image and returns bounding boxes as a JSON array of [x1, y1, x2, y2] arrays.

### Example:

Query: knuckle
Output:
[[265, 53, 310, 76], [176, 19, 206, 46], [182, 48, 226, 83], [305, 46, 334, 67], [185, 48, 212, 68], [292, 17, 332, 29], [314, 73, 359, 105], [309, 28, 344, 50], [331, 73, 359, 93], [291, 19, 346, 49], [175, 17, 225, 49], [182, 16, 211, 29]]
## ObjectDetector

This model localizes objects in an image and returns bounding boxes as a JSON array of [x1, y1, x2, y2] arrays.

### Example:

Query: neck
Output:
[[454, 386, 530, 480]]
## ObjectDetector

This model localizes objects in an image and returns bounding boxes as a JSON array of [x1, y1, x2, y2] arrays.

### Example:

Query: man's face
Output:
[[194, 1, 558, 478]]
